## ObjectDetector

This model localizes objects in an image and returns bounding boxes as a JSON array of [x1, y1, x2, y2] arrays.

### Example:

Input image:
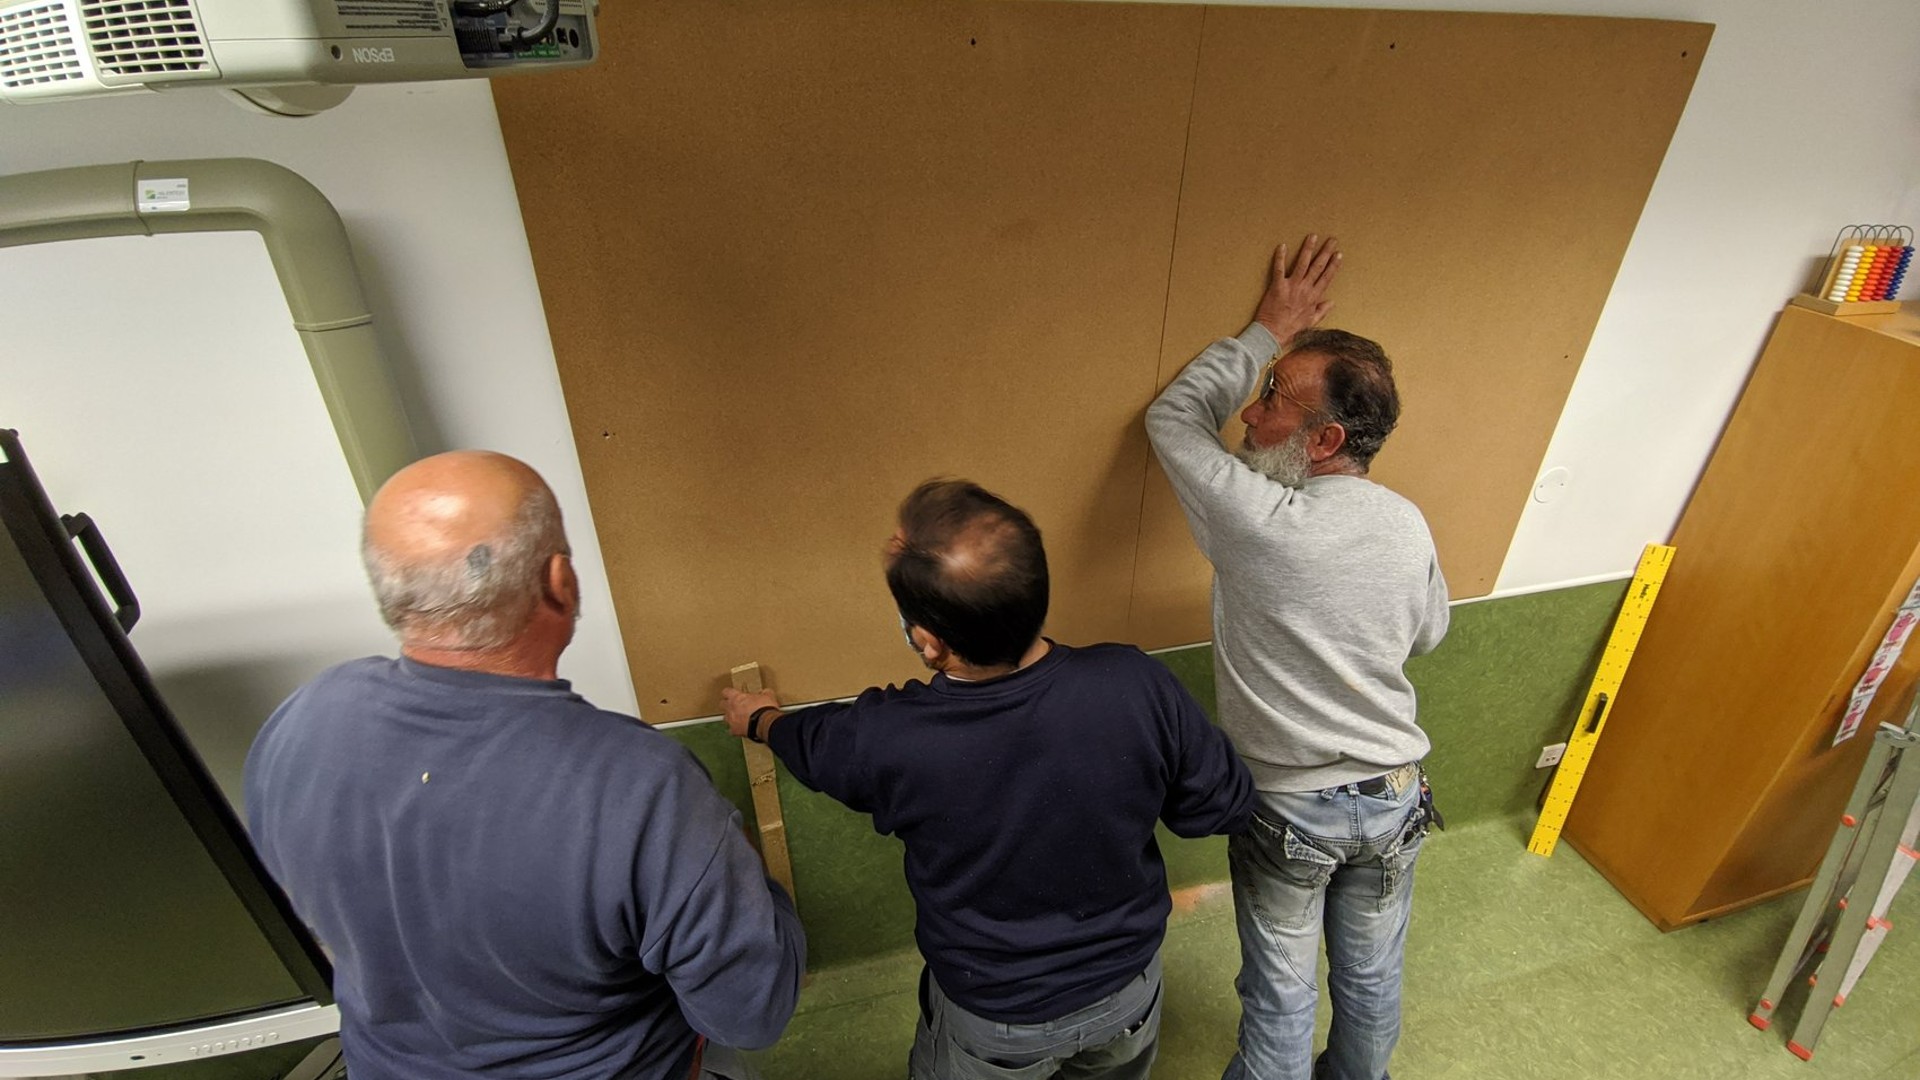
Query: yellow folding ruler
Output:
[[1527, 543, 1677, 857]]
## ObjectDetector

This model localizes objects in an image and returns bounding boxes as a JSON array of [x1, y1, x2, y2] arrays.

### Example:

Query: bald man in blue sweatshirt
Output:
[[248, 451, 803, 1080]]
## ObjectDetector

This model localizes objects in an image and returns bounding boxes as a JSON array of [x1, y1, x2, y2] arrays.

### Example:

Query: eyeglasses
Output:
[[1261, 364, 1324, 418]]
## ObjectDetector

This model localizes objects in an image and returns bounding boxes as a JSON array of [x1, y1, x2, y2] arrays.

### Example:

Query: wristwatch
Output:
[[747, 705, 781, 744]]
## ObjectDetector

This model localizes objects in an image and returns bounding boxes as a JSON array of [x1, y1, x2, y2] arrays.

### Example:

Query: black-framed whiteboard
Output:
[[0, 427, 336, 1076]]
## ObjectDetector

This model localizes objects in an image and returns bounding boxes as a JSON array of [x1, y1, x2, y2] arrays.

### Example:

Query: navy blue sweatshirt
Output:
[[246, 658, 805, 1080], [767, 641, 1253, 1022]]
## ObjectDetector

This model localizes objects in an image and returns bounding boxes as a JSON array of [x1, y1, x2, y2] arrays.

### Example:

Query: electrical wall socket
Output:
[[1536, 742, 1567, 769]]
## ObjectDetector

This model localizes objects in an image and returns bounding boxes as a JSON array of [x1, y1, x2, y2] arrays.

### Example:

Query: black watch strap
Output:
[[747, 705, 781, 744]]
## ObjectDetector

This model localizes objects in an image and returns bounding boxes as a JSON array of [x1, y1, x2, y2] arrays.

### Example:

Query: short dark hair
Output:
[[1291, 328, 1401, 468], [886, 479, 1048, 668]]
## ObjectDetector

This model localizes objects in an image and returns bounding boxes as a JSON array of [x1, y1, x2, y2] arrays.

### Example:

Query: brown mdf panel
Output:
[[493, 1, 1204, 719], [495, 2, 1710, 720], [1566, 307, 1920, 923], [1130, 9, 1710, 645]]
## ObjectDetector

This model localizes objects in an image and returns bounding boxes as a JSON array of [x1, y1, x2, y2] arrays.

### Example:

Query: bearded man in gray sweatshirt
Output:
[[1145, 235, 1449, 1080]]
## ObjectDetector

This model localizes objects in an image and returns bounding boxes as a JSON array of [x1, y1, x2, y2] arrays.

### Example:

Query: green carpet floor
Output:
[[746, 817, 1920, 1080], [98, 816, 1918, 1080]]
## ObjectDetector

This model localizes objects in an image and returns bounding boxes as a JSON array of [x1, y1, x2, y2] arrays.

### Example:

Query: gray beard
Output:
[[1235, 427, 1314, 487]]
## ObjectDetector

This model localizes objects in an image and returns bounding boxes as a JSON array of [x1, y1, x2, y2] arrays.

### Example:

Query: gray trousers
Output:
[[908, 953, 1164, 1080]]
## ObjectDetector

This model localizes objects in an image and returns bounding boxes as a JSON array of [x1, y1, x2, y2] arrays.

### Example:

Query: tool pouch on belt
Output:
[[1418, 769, 1445, 832]]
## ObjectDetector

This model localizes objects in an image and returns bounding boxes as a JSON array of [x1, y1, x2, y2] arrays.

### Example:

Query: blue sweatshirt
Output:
[[768, 641, 1252, 1022], [246, 658, 804, 1080]]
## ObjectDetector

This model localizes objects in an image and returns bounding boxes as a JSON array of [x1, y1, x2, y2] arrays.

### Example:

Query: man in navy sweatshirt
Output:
[[248, 451, 804, 1080], [721, 478, 1254, 1080]]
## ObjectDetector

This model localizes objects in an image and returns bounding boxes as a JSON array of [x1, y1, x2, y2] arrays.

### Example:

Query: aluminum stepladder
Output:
[[1748, 694, 1920, 1061]]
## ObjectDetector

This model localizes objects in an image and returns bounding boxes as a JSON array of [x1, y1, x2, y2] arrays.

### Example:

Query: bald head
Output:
[[886, 479, 1049, 668], [363, 451, 569, 651]]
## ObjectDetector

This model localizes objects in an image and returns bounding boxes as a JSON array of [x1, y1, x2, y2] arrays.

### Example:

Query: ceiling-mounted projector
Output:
[[0, 0, 597, 115]]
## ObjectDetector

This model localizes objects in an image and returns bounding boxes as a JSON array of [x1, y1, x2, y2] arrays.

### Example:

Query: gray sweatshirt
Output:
[[1146, 322, 1450, 792]]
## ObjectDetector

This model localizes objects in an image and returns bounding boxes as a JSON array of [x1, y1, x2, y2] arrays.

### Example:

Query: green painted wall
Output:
[[1410, 579, 1631, 824], [668, 577, 1629, 970]]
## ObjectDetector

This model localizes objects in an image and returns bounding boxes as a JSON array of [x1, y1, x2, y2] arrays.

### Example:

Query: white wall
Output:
[[2, 1, 1917, 754], [1, 231, 392, 800], [1462, 0, 1920, 591], [0, 82, 636, 800]]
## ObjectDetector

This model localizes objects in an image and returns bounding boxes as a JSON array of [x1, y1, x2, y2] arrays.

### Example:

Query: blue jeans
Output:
[[1221, 773, 1428, 1080], [909, 953, 1163, 1080]]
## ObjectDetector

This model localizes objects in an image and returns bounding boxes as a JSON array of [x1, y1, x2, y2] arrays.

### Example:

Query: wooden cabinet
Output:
[[1565, 303, 1920, 930]]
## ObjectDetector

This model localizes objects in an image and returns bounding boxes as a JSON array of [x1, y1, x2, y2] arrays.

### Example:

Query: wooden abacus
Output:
[[1792, 224, 1914, 316]]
